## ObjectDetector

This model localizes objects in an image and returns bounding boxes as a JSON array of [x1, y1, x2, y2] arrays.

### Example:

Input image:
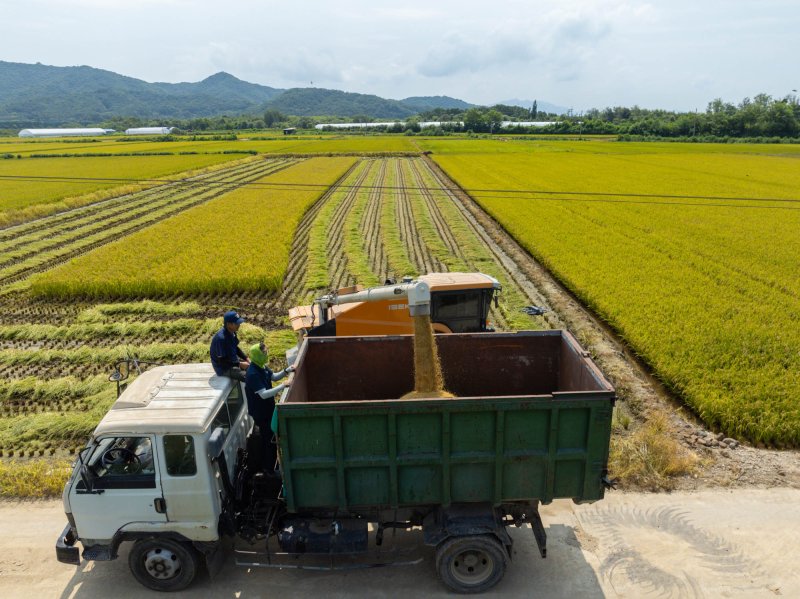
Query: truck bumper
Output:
[[56, 523, 81, 565]]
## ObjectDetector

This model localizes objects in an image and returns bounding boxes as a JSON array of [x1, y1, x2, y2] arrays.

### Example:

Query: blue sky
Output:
[[1, 0, 797, 111]]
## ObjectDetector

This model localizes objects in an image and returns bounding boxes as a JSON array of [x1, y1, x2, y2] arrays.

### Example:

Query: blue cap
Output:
[[223, 310, 245, 325]]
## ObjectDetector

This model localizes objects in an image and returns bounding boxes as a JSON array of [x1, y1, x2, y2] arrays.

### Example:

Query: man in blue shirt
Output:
[[209, 311, 250, 381], [245, 342, 292, 474]]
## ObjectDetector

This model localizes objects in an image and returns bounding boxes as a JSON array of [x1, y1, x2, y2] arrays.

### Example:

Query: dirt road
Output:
[[2, 488, 797, 598]]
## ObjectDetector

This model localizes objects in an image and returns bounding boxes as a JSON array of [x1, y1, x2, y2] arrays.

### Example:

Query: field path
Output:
[[2, 489, 797, 598]]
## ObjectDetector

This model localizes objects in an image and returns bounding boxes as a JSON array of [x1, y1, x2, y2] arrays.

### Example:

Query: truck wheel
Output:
[[128, 538, 199, 592], [436, 535, 507, 594]]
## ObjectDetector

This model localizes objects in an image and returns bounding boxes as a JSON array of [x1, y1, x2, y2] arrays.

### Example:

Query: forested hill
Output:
[[0, 61, 473, 124], [0, 62, 283, 123], [265, 88, 416, 119]]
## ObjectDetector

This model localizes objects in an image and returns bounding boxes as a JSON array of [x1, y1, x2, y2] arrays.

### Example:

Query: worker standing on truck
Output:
[[210, 310, 250, 381], [245, 342, 292, 474]]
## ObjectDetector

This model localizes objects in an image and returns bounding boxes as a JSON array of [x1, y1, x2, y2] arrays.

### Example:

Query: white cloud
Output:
[[0, 0, 797, 110], [417, 32, 538, 78]]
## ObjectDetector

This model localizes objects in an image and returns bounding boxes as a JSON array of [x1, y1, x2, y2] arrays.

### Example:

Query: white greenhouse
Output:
[[18, 128, 113, 138], [315, 122, 398, 130], [314, 121, 560, 131], [124, 127, 175, 135], [502, 121, 559, 128]]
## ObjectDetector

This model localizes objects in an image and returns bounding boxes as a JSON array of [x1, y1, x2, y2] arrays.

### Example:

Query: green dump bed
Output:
[[277, 330, 615, 514]]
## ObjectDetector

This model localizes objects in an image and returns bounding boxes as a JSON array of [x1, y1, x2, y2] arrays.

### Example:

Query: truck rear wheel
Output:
[[435, 535, 507, 594], [128, 537, 199, 592]]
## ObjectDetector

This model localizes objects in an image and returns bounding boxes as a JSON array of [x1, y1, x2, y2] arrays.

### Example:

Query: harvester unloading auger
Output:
[[288, 272, 501, 338], [312, 278, 453, 398], [313, 278, 433, 318]]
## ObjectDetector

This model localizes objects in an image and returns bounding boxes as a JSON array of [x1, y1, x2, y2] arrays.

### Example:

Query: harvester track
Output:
[[362, 161, 388, 280], [406, 159, 464, 258], [396, 158, 444, 274]]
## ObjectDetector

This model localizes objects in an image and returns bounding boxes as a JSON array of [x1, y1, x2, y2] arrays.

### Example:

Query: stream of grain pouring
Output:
[[402, 314, 455, 399]]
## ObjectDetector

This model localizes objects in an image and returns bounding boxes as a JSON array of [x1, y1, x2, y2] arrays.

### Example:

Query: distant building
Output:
[[18, 128, 113, 138], [124, 127, 175, 135], [283, 127, 297, 135]]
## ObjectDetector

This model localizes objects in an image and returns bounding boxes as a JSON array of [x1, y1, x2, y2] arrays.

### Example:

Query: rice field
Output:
[[30, 157, 357, 297], [431, 143, 800, 445], [0, 134, 420, 157], [0, 157, 296, 291], [0, 153, 249, 225], [418, 137, 800, 156], [0, 134, 797, 496]]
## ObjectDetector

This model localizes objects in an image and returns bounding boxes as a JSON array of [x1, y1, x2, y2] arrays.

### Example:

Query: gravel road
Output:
[[2, 488, 798, 598]]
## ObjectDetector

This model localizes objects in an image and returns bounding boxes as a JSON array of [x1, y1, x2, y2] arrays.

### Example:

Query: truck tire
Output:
[[435, 534, 507, 594], [128, 537, 199, 592]]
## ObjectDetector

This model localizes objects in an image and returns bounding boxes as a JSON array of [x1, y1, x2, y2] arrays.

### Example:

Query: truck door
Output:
[[69, 435, 167, 541], [156, 384, 249, 530], [208, 382, 249, 481]]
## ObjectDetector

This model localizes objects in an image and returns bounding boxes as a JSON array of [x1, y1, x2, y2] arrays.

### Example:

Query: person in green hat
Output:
[[244, 341, 293, 475]]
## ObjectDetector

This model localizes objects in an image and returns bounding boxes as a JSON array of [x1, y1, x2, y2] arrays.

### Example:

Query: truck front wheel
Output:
[[435, 535, 508, 594], [128, 538, 199, 592]]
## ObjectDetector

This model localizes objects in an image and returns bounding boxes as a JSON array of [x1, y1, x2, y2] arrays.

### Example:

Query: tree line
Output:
[[406, 94, 800, 139], [7, 93, 797, 141], [581, 93, 799, 138]]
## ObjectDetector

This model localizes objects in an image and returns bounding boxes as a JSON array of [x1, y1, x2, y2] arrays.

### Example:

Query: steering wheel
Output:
[[101, 447, 142, 474]]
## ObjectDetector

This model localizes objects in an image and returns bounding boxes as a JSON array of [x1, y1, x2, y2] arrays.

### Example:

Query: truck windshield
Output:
[[83, 436, 156, 489]]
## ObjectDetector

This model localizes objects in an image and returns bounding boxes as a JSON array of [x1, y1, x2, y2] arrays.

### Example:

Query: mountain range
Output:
[[0, 61, 555, 125]]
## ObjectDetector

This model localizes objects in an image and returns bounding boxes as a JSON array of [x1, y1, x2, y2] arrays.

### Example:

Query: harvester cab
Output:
[[288, 272, 501, 340]]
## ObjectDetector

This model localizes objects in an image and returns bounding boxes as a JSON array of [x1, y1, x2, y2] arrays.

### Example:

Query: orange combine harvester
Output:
[[288, 272, 501, 337]]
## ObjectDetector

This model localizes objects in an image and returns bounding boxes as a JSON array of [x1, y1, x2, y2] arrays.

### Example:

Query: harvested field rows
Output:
[[30, 158, 357, 297], [288, 157, 534, 329], [0, 157, 299, 291], [0, 154, 545, 465], [0, 156, 276, 248], [0, 304, 295, 446], [0, 153, 247, 225]]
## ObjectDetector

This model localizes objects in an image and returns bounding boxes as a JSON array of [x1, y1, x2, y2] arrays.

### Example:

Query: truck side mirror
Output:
[[208, 427, 226, 460]]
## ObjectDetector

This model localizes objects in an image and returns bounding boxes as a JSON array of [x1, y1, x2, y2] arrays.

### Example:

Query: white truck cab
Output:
[[57, 363, 254, 591]]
